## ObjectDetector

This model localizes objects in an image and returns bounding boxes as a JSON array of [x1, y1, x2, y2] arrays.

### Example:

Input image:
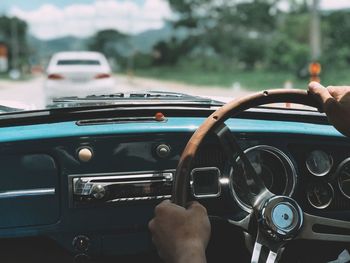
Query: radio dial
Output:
[[156, 144, 171, 158], [91, 184, 106, 199]]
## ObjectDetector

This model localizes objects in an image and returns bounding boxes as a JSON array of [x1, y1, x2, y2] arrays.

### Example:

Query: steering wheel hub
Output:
[[272, 203, 295, 230], [261, 196, 303, 239]]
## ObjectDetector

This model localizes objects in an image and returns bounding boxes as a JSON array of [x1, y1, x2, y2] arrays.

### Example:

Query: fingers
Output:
[[186, 201, 208, 215], [308, 82, 332, 104], [154, 199, 185, 215], [308, 82, 339, 114], [148, 218, 155, 232]]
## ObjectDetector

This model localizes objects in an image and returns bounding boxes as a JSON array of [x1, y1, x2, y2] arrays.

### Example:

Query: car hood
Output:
[[0, 100, 35, 113]]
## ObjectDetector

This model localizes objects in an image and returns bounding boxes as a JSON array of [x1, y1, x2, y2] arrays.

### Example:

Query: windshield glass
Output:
[[0, 0, 347, 112]]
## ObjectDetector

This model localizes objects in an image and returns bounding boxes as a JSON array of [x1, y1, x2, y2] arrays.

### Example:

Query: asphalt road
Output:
[[0, 75, 250, 110], [0, 77, 47, 109]]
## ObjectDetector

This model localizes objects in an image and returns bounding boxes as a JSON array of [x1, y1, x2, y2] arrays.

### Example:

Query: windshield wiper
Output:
[[0, 105, 26, 113], [49, 91, 224, 107], [53, 91, 194, 101], [54, 93, 124, 101]]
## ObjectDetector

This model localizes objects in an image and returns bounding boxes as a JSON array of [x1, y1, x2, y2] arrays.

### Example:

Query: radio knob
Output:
[[78, 147, 93, 162], [91, 184, 106, 199], [72, 235, 90, 252], [156, 144, 171, 158]]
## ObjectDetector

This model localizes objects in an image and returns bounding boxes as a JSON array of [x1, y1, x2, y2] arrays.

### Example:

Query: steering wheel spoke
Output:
[[224, 212, 253, 232], [213, 123, 273, 208], [297, 212, 350, 242], [251, 230, 285, 263]]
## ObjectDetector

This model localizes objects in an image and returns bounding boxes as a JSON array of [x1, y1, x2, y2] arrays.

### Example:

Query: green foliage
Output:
[[164, 0, 278, 69], [88, 29, 129, 69], [133, 52, 153, 69], [134, 64, 307, 91], [152, 37, 195, 66], [266, 13, 311, 71], [267, 35, 309, 74], [322, 11, 350, 67], [0, 16, 29, 71]]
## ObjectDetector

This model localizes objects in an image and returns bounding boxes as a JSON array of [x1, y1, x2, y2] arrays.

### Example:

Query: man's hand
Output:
[[308, 82, 350, 137], [148, 200, 211, 263]]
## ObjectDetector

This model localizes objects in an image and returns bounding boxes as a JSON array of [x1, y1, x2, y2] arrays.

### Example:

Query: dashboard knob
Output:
[[91, 184, 106, 199], [78, 147, 93, 162], [72, 235, 90, 252], [156, 144, 171, 158]]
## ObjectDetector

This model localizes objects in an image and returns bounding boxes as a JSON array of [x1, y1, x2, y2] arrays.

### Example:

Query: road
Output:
[[0, 75, 250, 110]]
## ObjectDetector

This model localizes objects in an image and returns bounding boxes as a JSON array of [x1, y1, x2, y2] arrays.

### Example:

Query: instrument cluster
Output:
[[303, 149, 350, 210], [228, 142, 350, 213]]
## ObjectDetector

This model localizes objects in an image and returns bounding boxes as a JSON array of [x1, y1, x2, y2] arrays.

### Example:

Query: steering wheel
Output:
[[172, 89, 350, 263]]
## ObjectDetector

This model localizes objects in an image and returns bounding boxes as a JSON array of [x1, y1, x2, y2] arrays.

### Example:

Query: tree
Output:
[[152, 37, 195, 66], [0, 16, 29, 72], [88, 29, 130, 69], [266, 13, 310, 72], [322, 10, 350, 67], [167, 0, 279, 69]]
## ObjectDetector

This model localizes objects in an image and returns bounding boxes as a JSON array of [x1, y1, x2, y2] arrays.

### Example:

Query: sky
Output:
[[1, 0, 350, 40], [1, 0, 173, 39]]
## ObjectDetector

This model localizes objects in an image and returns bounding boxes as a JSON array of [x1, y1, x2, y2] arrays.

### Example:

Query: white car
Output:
[[44, 51, 115, 103]]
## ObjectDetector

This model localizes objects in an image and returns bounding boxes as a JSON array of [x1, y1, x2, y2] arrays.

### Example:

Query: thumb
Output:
[[308, 82, 333, 104]]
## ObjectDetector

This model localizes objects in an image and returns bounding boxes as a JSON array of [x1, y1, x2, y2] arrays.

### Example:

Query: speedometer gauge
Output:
[[337, 158, 350, 199], [306, 182, 334, 209], [306, 150, 333, 177], [230, 145, 297, 212]]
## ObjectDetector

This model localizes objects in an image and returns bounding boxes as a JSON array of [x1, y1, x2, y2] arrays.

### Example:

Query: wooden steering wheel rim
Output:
[[171, 89, 322, 207]]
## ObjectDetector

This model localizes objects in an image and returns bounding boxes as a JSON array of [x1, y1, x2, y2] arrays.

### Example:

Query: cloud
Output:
[[320, 0, 350, 10], [9, 0, 173, 40]]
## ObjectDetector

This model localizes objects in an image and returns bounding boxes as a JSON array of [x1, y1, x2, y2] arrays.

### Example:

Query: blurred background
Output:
[[0, 0, 349, 108]]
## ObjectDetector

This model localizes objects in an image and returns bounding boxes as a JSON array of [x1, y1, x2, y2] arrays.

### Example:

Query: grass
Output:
[[321, 69, 350, 87], [132, 66, 350, 91], [133, 66, 308, 91], [0, 73, 33, 81]]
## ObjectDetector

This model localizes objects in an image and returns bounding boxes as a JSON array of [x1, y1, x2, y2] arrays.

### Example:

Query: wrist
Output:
[[173, 241, 207, 263]]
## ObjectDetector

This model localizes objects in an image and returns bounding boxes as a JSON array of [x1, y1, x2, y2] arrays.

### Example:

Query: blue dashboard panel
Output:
[[0, 116, 346, 258], [0, 117, 343, 142]]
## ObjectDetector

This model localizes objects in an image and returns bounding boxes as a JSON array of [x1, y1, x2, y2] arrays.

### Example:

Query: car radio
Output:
[[69, 170, 174, 207]]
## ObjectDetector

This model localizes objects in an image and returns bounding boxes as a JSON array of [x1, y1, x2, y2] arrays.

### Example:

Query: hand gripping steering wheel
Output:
[[172, 89, 350, 263]]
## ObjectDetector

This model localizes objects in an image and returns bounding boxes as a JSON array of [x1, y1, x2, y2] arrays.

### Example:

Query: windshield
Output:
[[0, 0, 347, 112]]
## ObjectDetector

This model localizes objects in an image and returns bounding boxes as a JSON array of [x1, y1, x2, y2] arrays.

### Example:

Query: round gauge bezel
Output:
[[229, 145, 297, 213], [336, 157, 350, 199], [306, 182, 334, 209], [305, 150, 333, 177]]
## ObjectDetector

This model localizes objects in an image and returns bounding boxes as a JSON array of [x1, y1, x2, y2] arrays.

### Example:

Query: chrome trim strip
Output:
[[0, 188, 55, 199], [251, 242, 263, 263], [69, 170, 175, 181], [106, 195, 172, 203], [81, 173, 172, 182], [190, 167, 221, 199]]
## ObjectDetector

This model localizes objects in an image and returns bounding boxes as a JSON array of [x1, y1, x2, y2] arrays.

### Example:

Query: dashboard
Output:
[[0, 113, 349, 260]]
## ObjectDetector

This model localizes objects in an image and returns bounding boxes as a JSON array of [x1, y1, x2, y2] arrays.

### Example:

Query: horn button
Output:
[[260, 196, 303, 239]]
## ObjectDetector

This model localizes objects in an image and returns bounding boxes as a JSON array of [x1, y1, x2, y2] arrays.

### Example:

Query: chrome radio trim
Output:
[[68, 170, 175, 207]]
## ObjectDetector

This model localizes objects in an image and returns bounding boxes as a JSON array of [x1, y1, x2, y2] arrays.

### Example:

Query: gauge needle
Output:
[[314, 188, 322, 204]]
